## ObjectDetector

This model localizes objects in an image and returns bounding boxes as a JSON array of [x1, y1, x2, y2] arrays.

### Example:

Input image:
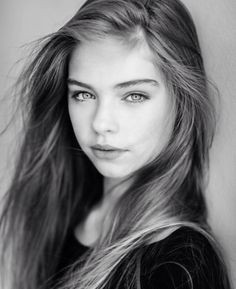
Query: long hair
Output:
[[0, 0, 230, 288]]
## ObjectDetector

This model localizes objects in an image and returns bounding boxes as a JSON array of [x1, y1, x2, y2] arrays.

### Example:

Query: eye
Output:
[[71, 91, 95, 102], [123, 93, 149, 103]]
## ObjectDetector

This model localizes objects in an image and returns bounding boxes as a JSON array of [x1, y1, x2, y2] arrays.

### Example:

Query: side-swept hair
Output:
[[0, 0, 230, 289]]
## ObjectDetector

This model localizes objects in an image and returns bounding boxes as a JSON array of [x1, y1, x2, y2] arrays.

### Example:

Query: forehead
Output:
[[68, 37, 164, 86]]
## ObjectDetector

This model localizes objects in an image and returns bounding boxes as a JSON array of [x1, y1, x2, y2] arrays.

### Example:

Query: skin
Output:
[[67, 37, 175, 245]]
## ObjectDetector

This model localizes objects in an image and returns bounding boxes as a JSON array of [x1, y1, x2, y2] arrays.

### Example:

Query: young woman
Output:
[[0, 0, 232, 288]]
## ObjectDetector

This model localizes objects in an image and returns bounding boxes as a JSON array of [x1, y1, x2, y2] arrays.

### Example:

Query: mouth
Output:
[[91, 144, 125, 151], [91, 144, 127, 160]]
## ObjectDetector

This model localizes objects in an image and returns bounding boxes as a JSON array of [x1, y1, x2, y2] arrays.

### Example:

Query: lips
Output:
[[91, 144, 127, 160], [91, 144, 125, 151]]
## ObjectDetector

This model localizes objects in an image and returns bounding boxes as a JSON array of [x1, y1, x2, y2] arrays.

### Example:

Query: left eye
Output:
[[124, 93, 148, 103]]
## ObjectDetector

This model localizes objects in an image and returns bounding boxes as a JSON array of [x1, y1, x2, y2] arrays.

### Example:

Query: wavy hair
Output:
[[0, 0, 231, 288]]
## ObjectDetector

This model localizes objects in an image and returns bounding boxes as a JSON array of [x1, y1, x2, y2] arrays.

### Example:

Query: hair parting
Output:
[[0, 0, 232, 289]]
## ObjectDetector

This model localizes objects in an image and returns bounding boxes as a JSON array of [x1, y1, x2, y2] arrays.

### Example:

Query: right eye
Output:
[[71, 91, 95, 102]]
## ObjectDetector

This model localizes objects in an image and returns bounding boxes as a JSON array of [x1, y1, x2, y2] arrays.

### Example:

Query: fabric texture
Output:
[[53, 227, 229, 288]]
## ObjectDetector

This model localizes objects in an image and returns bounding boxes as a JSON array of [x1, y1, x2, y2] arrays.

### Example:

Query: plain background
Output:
[[0, 0, 236, 287]]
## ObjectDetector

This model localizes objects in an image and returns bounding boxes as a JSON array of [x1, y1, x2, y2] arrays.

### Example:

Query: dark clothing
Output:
[[54, 227, 230, 288]]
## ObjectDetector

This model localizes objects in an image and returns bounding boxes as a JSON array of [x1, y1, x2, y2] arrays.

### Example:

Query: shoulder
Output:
[[138, 226, 230, 289]]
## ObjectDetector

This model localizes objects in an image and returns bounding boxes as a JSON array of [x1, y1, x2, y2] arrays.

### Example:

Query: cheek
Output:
[[128, 108, 173, 154], [149, 117, 174, 153], [68, 108, 89, 144], [125, 112, 166, 140]]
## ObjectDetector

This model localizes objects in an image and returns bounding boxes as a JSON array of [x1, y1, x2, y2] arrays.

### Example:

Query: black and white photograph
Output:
[[0, 0, 236, 288]]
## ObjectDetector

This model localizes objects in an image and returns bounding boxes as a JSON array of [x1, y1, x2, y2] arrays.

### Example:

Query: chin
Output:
[[98, 169, 129, 179], [94, 164, 133, 179]]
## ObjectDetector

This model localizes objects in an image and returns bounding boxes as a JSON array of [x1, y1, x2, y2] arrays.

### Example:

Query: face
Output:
[[68, 37, 174, 181]]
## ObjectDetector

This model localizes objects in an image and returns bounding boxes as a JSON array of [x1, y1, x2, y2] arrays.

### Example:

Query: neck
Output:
[[103, 176, 133, 201]]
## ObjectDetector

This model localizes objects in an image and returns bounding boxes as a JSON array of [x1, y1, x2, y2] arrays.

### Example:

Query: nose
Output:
[[92, 99, 119, 135]]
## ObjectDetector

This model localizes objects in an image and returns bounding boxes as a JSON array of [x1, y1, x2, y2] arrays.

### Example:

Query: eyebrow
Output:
[[67, 78, 159, 90]]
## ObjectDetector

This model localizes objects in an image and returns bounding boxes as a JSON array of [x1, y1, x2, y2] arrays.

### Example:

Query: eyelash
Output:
[[71, 91, 95, 102], [123, 93, 149, 103], [70, 91, 149, 103]]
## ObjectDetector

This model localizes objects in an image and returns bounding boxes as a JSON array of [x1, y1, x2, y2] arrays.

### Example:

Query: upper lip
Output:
[[91, 144, 125, 151]]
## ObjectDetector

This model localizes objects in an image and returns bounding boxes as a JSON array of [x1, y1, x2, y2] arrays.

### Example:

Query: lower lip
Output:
[[92, 149, 126, 160]]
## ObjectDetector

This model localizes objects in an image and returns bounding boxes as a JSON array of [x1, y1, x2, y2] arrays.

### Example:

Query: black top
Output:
[[53, 227, 230, 288]]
